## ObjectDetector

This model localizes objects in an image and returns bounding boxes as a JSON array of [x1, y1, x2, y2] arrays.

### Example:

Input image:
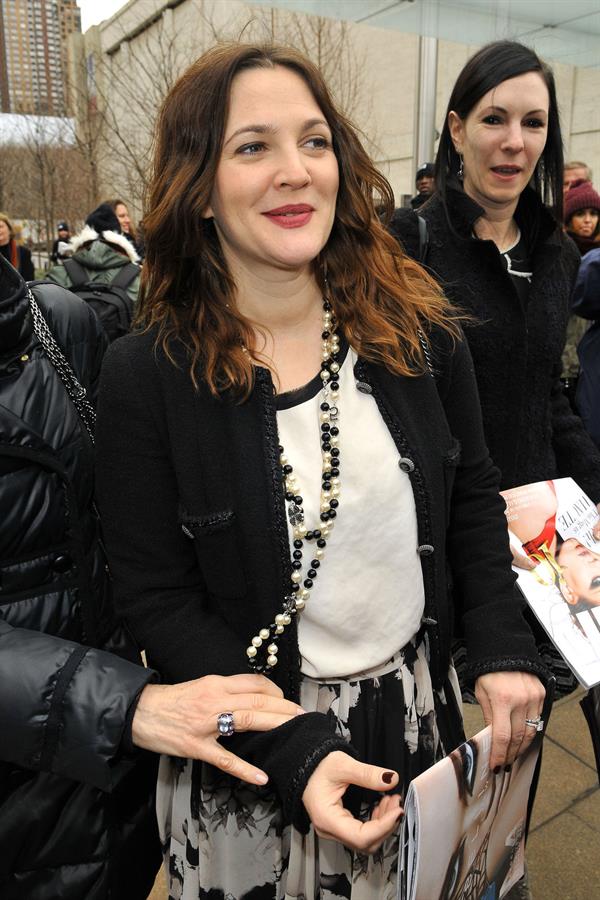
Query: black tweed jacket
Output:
[[95, 325, 547, 829]]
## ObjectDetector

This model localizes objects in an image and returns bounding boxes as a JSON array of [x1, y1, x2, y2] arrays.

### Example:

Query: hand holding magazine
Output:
[[398, 724, 543, 900], [501, 478, 600, 689]]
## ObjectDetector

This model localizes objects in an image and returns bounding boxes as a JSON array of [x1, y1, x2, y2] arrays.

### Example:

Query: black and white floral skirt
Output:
[[157, 633, 464, 900]]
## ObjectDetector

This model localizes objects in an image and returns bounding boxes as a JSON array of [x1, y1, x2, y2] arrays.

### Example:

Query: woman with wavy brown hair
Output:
[[95, 43, 547, 898]]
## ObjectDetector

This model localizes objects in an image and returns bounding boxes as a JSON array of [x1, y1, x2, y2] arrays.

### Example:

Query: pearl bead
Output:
[[275, 625, 285, 634], [267, 643, 278, 655], [315, 549, 324, 559], [332, 477, 340, 486], [252, 636, 263, 647], [295, 598, 305, 610], [320, 412, 330, 422], [330, 435, 339, 446], [267, 655, 278, 667], [301, 588, 310, 598], [275, 614, 285, 626], [330, 362, 340, 373], [282, 614, 291, 625], [320, 370, 330, 381], [246, 646, 257, 657], [259, 628, 270, 640], [291, 571, 302, 583]]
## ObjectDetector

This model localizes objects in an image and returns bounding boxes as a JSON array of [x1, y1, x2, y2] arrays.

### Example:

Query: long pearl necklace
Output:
[[246, 299, 341, 673]]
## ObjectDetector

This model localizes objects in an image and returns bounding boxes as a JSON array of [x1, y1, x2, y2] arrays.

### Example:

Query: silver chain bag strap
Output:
[[28, 289, 97, 443]]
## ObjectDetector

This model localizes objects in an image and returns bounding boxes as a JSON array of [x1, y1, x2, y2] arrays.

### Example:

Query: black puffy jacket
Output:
[[0, 257, 160, 899]]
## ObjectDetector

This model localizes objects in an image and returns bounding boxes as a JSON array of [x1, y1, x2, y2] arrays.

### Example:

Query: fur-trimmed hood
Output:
[[69, 224, 140, 264]]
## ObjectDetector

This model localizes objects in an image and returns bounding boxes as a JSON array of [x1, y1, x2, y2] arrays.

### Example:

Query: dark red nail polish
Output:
[[493, 765, 501, 775], [382, 771, 395, 784], [505, 764, 512, 773]]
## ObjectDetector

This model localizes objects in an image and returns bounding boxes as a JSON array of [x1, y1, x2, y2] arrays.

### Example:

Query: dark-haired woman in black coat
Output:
[[391, 40, 600, 523]]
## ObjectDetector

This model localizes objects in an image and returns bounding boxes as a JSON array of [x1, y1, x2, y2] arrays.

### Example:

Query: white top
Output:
[[276, 346, 425, 678]]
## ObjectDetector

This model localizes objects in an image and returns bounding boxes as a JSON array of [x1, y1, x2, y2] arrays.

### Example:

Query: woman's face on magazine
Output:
[[556, 539, 600, 606]]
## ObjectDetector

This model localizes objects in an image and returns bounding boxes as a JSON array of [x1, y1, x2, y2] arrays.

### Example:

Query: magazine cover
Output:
[[398, 726, 542, 900], [501, 478, 600, 689]]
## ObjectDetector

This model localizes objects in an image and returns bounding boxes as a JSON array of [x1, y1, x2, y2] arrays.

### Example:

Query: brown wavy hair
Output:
[[138, 42, 459, 396]]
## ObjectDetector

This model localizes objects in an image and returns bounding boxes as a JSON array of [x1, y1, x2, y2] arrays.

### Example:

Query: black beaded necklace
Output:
[[246, 298, 341, 673]]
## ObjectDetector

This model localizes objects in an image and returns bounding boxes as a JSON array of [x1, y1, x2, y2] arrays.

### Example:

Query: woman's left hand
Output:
[[474, 671, 546, 770]]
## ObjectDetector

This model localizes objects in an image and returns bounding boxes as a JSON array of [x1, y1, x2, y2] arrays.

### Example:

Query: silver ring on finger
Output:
[[524, 716, 544, 732], [217, 712, 235, 738]]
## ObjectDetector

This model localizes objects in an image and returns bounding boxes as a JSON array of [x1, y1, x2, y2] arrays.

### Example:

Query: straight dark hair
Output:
[[436, 40, 564, 222]]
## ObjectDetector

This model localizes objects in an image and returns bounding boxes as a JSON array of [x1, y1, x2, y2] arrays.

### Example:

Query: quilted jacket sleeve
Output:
[[0, 619, 156, 792]]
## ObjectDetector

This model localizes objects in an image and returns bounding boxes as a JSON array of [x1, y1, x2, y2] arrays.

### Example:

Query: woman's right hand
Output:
[[131, 673, 303, 785], [302, 751, 403, 854], [510, 545, 536, 570]]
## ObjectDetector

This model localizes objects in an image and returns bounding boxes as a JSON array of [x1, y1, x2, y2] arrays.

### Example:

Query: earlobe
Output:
[[201, 205, 214, 220], [448, 111, 463, 153]]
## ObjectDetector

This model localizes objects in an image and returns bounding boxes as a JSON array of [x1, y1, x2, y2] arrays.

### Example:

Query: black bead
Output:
[[311, 559, 320, 568], [293, 539, 303, 549], [322, 442, 331, 452], [320, 402, 330, 411], [278, 445, 284, 453], [330, 426, 339, 436], [293, 549, 302, 559], [322, 481, 331, 491], [320, 512, 329, 521], [292, 583, 300, 592], [330, 381, 339, 391], [321, 423, 330, 432], [308, 568, 317, 578], [292, 560, 302, 570], [285, 491, 295, 501], [322, 330, 330, 339], [304, 578, 313, 588], [283, 464, 293, 474], [330, 498, 339, 508], [322, 471, 332, 480], [294, 495, 303, 505], [328, 509, 337, 519], [331, 467, 340, 477], [317, 538, 326, 548], [306, 530, 314, 541], [331, 448, 340, 457], [313, 529, 321, 538]]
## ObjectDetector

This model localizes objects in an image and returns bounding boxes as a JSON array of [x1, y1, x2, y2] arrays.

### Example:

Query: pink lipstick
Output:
[[263, 204, 314, 228]]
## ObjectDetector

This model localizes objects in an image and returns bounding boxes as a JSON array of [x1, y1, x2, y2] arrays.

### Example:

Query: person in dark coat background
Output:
[[573, 248, 600, 448], [410, 162, 436, 209], [50, 220, 72, 264], [0, 254, 300, 899], [0, 211, 34, 280], [560, 179, 600, 408]]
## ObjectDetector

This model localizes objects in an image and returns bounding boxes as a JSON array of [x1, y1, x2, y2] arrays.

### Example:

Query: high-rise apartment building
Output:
[[0, 0, 81, 115]]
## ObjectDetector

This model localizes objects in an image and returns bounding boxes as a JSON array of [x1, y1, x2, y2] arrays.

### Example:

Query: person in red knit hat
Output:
[[564, 179, 600, 257]]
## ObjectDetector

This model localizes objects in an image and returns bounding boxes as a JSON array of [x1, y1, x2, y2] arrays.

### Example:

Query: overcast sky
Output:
[[78, 0, 128, 32]]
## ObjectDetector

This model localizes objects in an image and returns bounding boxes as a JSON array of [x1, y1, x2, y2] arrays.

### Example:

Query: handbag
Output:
[[28, 289, 97, 443]]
